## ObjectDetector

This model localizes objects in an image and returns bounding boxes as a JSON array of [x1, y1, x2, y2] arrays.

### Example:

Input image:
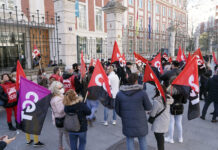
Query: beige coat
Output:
[[150, 95, 174, 133], [50, 95, 65, 125]]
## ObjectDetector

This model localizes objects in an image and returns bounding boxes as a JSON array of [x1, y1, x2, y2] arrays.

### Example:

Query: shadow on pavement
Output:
[[106, 138, 156, 150]]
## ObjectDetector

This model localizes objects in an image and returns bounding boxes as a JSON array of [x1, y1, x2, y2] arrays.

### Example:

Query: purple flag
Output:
[[17, 77, 51, 135]]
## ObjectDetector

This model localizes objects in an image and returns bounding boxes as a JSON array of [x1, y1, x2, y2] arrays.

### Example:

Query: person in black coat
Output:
[[63, 90, 91, 150], [165, 77, 189, 144], [199, 65, 212, 100], [201, 65, 218, 121], [115, 73, 152, 150], [202, 66, 218, 122], [160, 61, 181, 87]]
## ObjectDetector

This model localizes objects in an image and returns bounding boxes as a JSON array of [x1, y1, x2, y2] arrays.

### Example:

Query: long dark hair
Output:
[[153, 84, 167, 104]]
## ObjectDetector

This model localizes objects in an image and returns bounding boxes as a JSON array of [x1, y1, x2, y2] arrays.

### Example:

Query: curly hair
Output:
[[63, 89, 83, 106], [49, 81, 63, 96]]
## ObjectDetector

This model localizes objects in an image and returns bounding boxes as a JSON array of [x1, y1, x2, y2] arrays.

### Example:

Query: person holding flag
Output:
[[115, 73, 152, 150], [104, 65, 120, 126], [0, 74, 18, 131]]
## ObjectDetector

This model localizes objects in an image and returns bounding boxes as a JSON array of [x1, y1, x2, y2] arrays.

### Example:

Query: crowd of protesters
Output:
[[0, 53, 218, 150]]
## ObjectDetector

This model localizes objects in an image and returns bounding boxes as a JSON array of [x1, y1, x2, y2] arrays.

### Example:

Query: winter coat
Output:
[[49, 74, 63, 83], [150, 95, 174, 133], [167, 85, 189, 115], [115, 84, 152, 137], [62, 72, 76, 93], [64, 97, 91, 133], [160, 68, 181, 87], [108, 71, 120, 99], [200, 68, 212, 89], [206, 75, 218, 103], [0, 81, 17, 108], [0, 141, 7, 150], [37, 75, 48, 88], [50, 95, 65, 125]]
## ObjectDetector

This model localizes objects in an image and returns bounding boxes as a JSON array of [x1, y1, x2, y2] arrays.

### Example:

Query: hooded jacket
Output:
[[150, 95, 174, 133], [206, 75, 218, 103], [115, 84, 152, 137], [64, 96, 91, 132]]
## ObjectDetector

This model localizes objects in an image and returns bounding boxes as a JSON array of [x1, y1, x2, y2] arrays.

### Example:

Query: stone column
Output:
[[194, 32, 200, 50], [103, 0, 127, 57], [168, 24, 176, 57], [54, 0, 77, 66]]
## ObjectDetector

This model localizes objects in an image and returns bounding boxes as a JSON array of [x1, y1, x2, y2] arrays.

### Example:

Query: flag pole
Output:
[[83, 91, 88, 103]]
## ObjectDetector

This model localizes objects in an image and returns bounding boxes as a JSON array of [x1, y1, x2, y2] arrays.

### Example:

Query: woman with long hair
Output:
[[63, 90, 91, 150], [150, 86, 174, 150]]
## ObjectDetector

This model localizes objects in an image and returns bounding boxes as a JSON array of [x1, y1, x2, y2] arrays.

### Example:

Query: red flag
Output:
[[172, 57, 199, 93], [151, 53, 163, 74], [168, 57, 172, 63], [32, 45, 40, 59], [16, 60, 26, 90], [212, 51, 218, 64], [121, 53, 127, 66], [182, 49, 187, 62], [80, 50, 86, 78], [176, 46, 185, 62], [186, 52, 192, 64], [89, 58, 96, 67], [111, 41, 122, 63], [134, 52, 149, 65], [143, 63, 166, 101], [192, 48, 204, 65], [88, 59, 112, 97], [162, 53, 168, 60]]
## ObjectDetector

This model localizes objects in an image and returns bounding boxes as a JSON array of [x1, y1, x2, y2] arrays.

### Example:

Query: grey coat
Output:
[[150, 95, 174, 133], [115, 84, 152, 137]]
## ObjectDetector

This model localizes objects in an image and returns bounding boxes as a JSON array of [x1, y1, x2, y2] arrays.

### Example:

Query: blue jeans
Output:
[[86, 100, 99, 120], [69, 132, 87, 150], [168, 115, 183, 140], [0, 100, 4, 106], [104, 107, 116, 121], [126, 136, 147, 150]]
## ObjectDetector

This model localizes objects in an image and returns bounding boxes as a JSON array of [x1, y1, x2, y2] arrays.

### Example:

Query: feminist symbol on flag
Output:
[[95, 74, 107, 92], [154, 61, 161, 72]]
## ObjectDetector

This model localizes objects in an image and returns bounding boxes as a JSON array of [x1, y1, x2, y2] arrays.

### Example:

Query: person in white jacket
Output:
[[49, 81, 70, 150], [104, 65, 120, 126]]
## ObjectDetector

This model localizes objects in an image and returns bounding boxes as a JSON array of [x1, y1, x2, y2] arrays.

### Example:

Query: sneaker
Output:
[[200, 116, 205, 120], [165, 137, 174, 144], [112, 120, 116, 125], [26, 139, 33, 145], [178, 138, 183, 143], [34, 141, 44, 147], [103, 121, 108, 126]]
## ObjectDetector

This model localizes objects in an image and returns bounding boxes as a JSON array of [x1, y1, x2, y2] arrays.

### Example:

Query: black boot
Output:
[[16, 121, 21, 129], [8, 122, 16, 131]]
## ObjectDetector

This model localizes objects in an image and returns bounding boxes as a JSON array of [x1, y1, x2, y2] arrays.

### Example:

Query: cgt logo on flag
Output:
[[17, 77, 51, 135], [21, 91, 39, 121]]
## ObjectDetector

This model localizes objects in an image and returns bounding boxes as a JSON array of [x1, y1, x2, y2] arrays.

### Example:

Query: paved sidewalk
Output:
[[0, 84, 218, 150]]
